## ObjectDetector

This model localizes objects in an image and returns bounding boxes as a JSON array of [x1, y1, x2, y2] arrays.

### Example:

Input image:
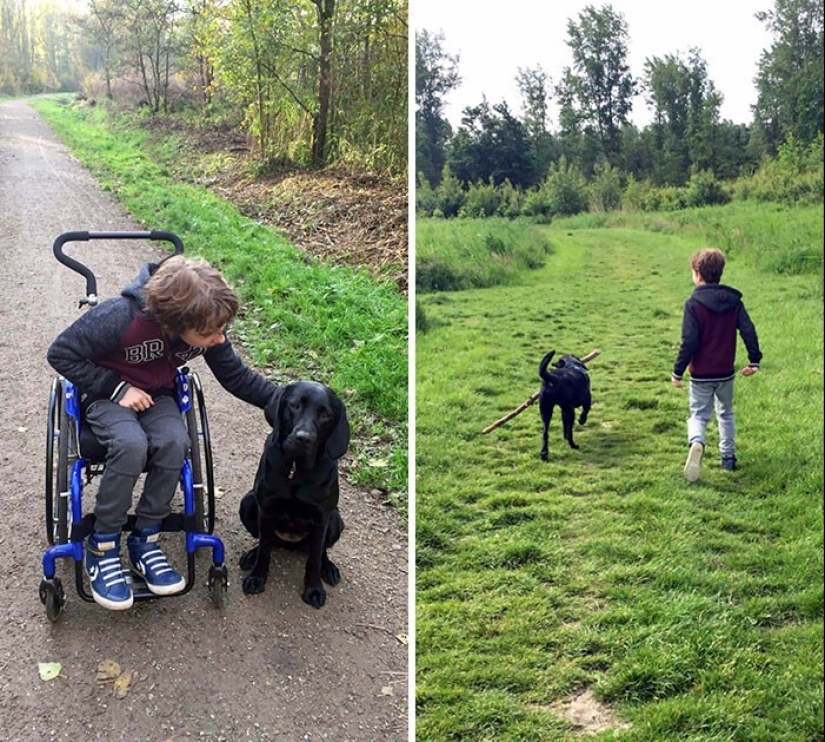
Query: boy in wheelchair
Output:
[[48, 255, 278, 610]]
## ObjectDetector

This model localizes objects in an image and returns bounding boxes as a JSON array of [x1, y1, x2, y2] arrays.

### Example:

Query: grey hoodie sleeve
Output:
[[203, 340, 279, 409], [46, 298, 134, 402]]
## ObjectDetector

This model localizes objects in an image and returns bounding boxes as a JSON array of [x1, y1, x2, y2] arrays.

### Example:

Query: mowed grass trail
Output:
[[415, 225, 823, 741]]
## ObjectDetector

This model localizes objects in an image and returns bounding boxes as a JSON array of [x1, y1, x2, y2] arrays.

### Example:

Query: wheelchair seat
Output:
[[78, 422, 107, 463]]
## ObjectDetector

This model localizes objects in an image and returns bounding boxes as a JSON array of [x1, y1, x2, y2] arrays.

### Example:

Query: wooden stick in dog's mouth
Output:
[[580, 348, 601, 364]]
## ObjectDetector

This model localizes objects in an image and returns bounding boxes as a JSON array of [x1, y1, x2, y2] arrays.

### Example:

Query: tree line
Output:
[[416, 0, 824, 216], [0, 0, 407, 177]]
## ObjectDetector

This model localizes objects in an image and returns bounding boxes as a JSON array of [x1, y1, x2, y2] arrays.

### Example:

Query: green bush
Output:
[[685, 169, 730, 207], [416, 171, 437, 217], [496, 179, 524, 219], [589, 161, 623, 212], [463, 178, 501, 218], [434, 165, 465, 218]]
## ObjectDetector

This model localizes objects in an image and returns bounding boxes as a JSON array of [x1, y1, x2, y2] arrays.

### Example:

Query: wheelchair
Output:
[[39, 230, 229, 622]]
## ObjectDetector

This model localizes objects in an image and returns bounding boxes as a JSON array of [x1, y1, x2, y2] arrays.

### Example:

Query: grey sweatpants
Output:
[[687, 378, 736, 457], [85, 395, 189, 533]]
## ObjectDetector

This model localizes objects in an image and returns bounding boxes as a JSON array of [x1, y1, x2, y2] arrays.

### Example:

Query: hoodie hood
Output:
[[120, 262, 159, 312], [691, 283, 742, 314]]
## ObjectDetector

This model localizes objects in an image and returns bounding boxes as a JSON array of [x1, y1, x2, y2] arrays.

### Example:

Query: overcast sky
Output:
[[412, 0, 775, 128]]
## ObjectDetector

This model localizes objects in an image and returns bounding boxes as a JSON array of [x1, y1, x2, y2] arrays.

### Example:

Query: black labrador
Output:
[[538, 350, 591, 461], [239, 381, 350, 608]]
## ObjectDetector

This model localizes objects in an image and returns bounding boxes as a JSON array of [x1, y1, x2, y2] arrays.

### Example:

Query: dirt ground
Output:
[[0, 100, 408, 741]]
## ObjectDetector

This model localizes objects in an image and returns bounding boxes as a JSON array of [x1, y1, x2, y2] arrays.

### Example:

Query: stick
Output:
[[579, 348, 601, 364], [480, 349, 601, 434]]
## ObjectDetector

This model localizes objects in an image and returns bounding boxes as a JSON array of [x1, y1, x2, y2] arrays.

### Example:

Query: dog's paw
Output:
[[540, 450, 548, 461], [320, 558, 341, 586], [239, 547, 258, 572], [302, 585, 327, 609], [242, 574, 267, 595]]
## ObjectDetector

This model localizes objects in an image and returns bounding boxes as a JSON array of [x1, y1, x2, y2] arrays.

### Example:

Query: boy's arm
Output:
[[737, 304, 762, 369], [204, 340, 278, 408], [47, 300, 132, 402], [672, 301, 700, 382]]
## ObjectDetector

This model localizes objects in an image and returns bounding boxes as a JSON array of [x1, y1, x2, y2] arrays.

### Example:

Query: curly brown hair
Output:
[[691, 248, 726, 284], [144, 255, 239, 335]]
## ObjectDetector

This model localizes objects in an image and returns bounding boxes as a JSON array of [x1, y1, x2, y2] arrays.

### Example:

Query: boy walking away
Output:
[[672, 248, 762, 482], [48, 255, 278, 610]]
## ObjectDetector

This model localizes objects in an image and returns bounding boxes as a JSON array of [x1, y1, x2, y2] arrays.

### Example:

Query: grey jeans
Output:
[[85, 395, 189, 533], [687, 378, 736, 457]]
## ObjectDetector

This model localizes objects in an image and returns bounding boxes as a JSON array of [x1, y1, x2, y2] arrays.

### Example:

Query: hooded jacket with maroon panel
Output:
[[47, 261, 277, 410], [672, 283, 762, 383]]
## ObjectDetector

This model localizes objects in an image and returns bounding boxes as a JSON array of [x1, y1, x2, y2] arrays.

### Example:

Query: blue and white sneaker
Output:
[[86, 532, 133, 610], [127, 527, 186, 596]]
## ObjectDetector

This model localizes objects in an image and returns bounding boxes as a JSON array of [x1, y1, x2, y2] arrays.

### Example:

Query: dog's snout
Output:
[[293, 429, 315, 444]]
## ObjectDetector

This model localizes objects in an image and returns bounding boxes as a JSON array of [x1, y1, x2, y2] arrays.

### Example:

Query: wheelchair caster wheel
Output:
[[39, 577, 66, 623], [208, 564, 228, 608]]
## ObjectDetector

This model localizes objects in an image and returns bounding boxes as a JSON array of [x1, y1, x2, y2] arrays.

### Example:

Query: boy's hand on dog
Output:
[[118, 386, 154, 411]]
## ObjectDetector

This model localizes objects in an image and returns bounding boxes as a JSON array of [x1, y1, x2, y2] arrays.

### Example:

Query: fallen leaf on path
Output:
[[113, 670, 136, 698], [38, 662, 62, 681], [96, 659, 121, 681]]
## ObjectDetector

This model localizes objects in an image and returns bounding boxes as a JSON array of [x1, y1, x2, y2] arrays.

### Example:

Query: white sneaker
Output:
[[684, 442, 704, 482]]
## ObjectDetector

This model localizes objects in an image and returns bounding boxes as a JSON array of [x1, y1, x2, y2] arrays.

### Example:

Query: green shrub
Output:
[[434, 165, 465, 218], [685, 169, 730, 207], [464, 178, 501, 218], [589, 161, 623, 212]]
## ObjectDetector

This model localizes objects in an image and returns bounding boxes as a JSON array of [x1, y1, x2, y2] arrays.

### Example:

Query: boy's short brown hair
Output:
[[691, 248, 726, 284], [145, 255, 239, 335]]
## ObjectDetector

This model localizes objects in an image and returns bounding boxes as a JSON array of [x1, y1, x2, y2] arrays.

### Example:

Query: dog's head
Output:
[[554, 354, 586, 371], [264, 381, 350, 462]]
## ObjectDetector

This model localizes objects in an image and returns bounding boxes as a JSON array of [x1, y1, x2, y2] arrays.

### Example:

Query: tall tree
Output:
[[557, 4, 635, 168], [644, 49, 722, 185], [311, 0, 335, 167], [753, 0, 824, 152], [415, 28, 460, 187], [447, 100, 537, 189], [516, 64, 555, 178]]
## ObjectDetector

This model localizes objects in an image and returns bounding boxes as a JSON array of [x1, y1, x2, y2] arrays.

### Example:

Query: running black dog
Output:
[[538, 350, 591, 461], [239, 381, 350, 608]]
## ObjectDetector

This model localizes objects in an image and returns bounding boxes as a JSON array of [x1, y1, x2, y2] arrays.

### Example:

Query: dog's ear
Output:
[[553, 358, 566, 369], [264, 387, 285, 433], [325, 393, 351, 460]]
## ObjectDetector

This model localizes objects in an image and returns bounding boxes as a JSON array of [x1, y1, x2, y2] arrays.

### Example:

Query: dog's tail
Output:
[[539, 350, 556, 383]]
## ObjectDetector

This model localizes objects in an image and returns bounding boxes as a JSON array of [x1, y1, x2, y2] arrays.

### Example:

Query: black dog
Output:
[[239, 381, 350, 608], [538, 350, 591, 461]]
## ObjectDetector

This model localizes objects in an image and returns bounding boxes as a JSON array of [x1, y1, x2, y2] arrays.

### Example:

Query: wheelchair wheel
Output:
[[45, 378, 71, 545], [39, 577, 66, 623], [209, 564, 228, 608], [186, 372, 215, 534]]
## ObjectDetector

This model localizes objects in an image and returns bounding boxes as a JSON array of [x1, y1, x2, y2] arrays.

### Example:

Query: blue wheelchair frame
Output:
[[39, 230, 229, 621]]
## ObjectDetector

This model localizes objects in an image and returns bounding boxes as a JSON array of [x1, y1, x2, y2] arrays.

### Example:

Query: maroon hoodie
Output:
[[672, 283, 762, 382]]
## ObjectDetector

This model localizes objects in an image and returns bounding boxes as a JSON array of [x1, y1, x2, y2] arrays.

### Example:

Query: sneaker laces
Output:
[[137, 546, 176, 577], [96, 555, 128, 586]]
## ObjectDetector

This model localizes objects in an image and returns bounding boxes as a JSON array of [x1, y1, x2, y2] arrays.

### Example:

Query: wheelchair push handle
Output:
[[53, 230, 184, 308]]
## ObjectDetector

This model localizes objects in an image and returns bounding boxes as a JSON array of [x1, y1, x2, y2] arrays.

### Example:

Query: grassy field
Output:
[[30, 97, 408, 503], [415, 210, 823, 740]]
